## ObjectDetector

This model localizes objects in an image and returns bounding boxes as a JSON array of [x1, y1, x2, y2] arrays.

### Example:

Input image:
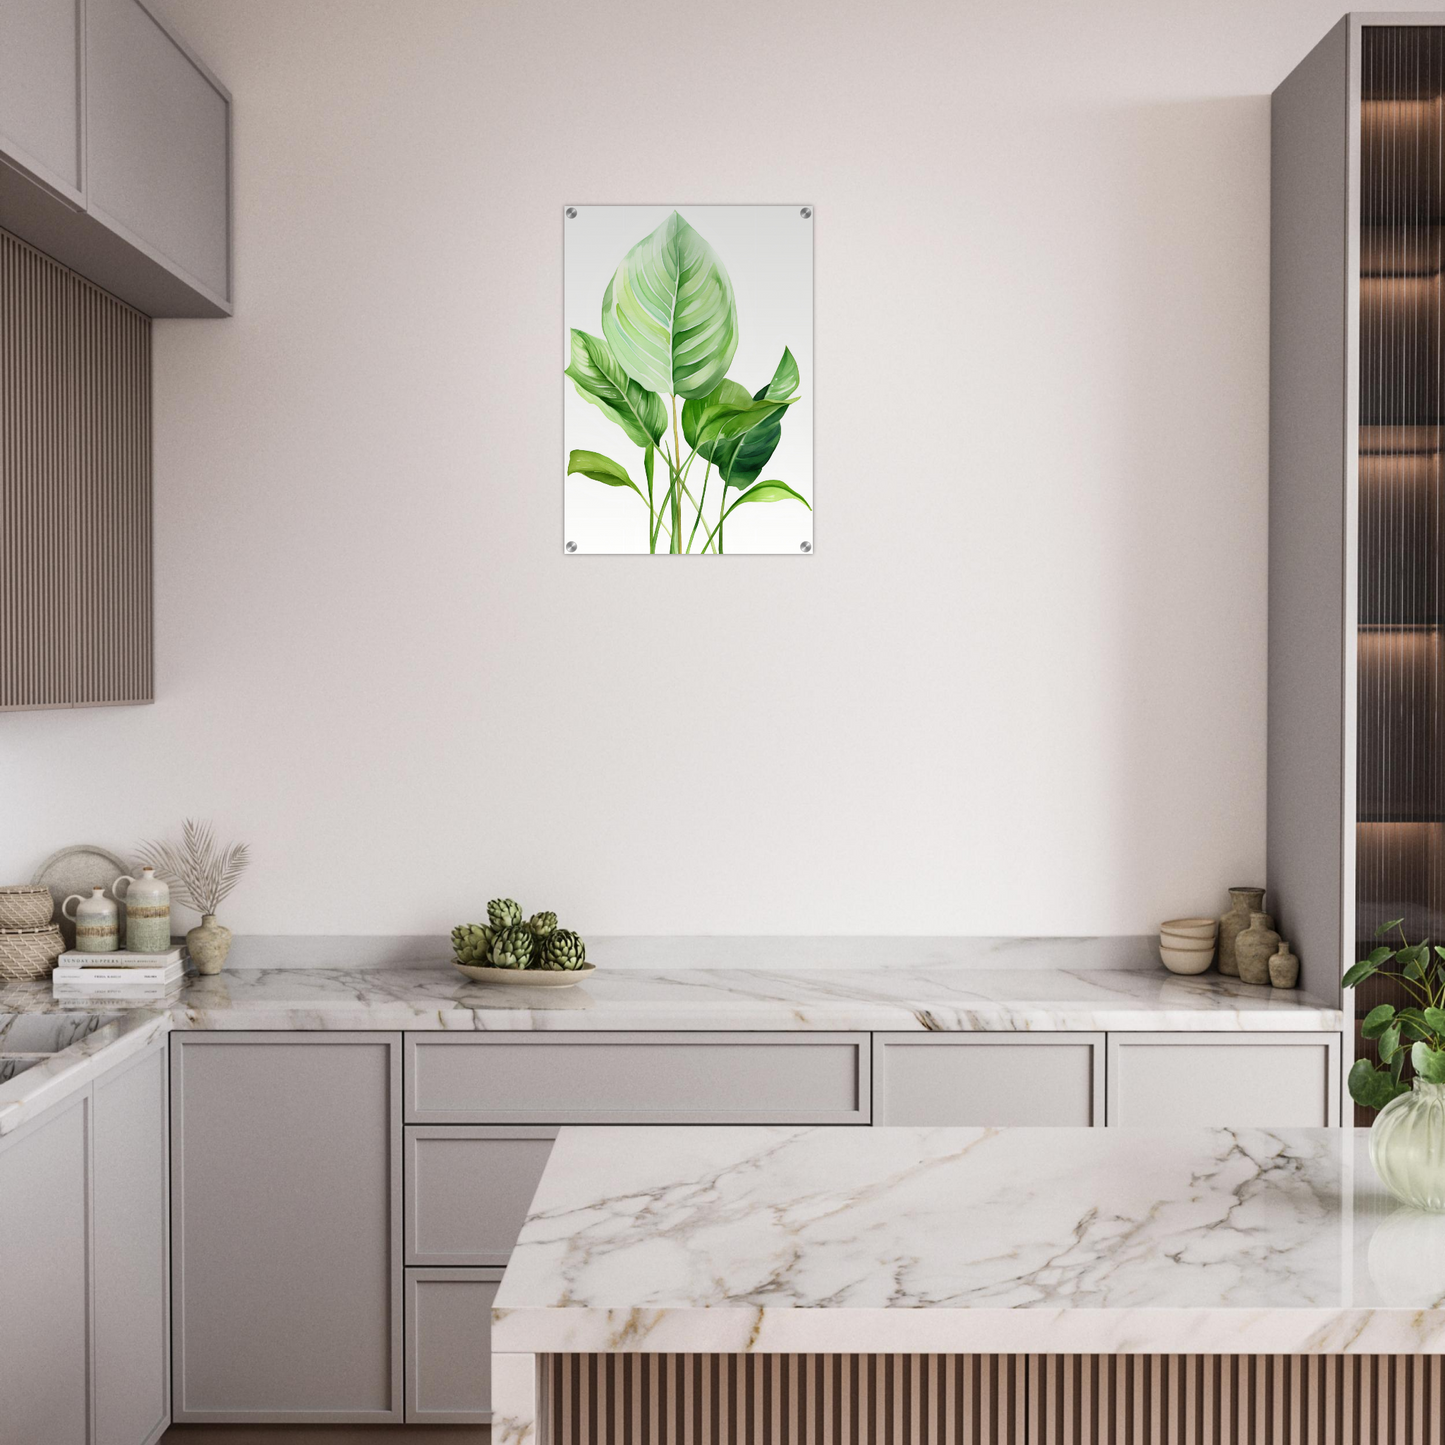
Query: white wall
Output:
[[0, 0, 1353, 938]]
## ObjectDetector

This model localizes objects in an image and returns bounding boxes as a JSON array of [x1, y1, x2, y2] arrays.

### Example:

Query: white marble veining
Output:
[[492, 1125, 1445, 1356], [0, 965, 1344, 1033]]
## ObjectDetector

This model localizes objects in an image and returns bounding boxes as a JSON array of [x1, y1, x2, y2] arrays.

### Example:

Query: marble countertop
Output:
[[492, 1125, 1444, 1357], [0, 964, 1342, 1033]]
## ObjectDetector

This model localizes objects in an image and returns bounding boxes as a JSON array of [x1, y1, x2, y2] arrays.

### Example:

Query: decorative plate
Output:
[[32, 845, 133, 949], [452, 961, 595, 988]]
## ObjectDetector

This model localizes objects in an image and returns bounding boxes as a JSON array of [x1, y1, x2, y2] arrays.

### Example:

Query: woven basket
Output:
[[0, 884, 55, 930], [0, 924, 64, 982]]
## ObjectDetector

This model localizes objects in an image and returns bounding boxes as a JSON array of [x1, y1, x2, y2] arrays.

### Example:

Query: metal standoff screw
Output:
[[800, 540, 812, 552], [565, 207, 578, 219], [800, 207, 812, 218], [566, 540, 578, 552]]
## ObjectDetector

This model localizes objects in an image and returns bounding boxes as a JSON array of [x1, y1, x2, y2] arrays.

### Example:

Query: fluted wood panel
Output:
[[545, 1356, 1445, 1445], [0, 226, 151, 710]]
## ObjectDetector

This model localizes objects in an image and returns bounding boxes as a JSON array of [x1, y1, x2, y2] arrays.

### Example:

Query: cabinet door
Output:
[[93, 1034, 169, 1445], [404, 1269, 501, 1424], [85, 0, 231, 306], [1106, 1032, 1341, 1127], [171, 1032, 403, 1424], [0, 0, 84, 202], [0, 1090, 90, 1444], [874, 1033, 1104, 1126]]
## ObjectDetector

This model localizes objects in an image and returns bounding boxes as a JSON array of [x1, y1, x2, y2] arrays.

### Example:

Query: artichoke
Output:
[[451, 923, 496, 966], [543, 929, 587, 971], [487, 897, 523, 929], [491, 923, 535, 969], [528, 911, 558, 939]]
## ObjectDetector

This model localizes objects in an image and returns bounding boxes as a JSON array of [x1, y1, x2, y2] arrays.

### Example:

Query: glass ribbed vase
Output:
[[1371, 1079, 1445, 1212]]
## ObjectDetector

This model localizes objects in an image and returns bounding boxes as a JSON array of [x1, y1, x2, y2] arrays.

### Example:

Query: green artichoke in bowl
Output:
[[543, 929, 587, 971], [487, 897, 523, 929], [451, 923, 496, 966], [528, 911, 558, 940], [491, 923, 535, 969]]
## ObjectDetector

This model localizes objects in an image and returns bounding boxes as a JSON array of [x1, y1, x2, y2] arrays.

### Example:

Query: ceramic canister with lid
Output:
[[61, 885, 120, 953], [113, 866, 170, 953]]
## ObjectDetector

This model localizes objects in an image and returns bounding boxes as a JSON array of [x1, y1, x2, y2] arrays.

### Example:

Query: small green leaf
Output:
[[565, 330, 666, 448], [1404, 950, 1428, 982], [1433, 946, 1445, 962], [1343, 954, 1387, 989], [1378, 918, 1406, 937], [1392, 1048, 1408, 1082], [1361, 1003, 1397, 1039], [1424, 1007, 1445, 1036], [758, 346, 800, 403], [1399, 1008, 1432, 1040], [566, 449, 647, 503], [725, 480, 812, 515], [1379, 1022, 1402, 1062], [1415, 1041, 1445, 1084], [1349, 1057, 1410, 1110]]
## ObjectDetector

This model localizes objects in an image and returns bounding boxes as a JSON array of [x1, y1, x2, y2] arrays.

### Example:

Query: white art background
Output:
[[563, 205, 814, 555]]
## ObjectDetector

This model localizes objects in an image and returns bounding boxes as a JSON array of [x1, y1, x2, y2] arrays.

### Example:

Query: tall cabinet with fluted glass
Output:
[[1271, 15, 1445, 1122]]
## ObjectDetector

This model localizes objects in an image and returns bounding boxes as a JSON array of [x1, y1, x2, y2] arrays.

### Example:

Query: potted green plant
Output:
[[1344, 918, 1445, 1210]]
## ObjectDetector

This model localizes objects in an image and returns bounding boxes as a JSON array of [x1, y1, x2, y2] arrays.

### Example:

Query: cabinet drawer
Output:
[[875, 1033, 1104, 1126], [404, 1268, 501, 1425], [403, 1033, 870, 1124], [1105, 1032, 1341, 1127], [405, 1126, 556, 1266]]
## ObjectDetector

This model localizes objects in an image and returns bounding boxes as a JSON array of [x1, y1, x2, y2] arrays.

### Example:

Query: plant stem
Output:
[[686, 459, 714, 553], [670, 397, 684, 553]]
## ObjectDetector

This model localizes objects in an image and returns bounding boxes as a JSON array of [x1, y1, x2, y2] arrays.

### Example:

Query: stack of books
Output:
[[52, 945, 189, 1001]]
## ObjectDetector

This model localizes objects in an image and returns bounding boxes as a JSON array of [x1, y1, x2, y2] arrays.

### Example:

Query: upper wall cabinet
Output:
[[0, 0, 231, 317]]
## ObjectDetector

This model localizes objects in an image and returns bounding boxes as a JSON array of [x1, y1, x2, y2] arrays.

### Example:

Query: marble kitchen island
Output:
[[492, 1125, 1445, 1445]]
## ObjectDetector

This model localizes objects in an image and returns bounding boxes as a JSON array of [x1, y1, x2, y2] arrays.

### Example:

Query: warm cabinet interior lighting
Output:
[[1360, 426, 1443, 454]]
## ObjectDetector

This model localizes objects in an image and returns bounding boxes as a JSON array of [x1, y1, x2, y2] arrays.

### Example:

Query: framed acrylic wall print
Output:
[[563, 204, 814, 555]]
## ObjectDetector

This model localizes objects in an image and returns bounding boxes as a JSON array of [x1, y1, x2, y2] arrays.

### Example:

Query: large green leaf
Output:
[[1348, 1057, 1410, 1110], [566, 449, 646, 504], [1415, 1041, 1445, 1083], [564, 330, 665, 448], [682, 349, 800, 491], [601, 211, 737, 398], [725, 480, 811, 513], [1361, 1003, 1397, 1039]]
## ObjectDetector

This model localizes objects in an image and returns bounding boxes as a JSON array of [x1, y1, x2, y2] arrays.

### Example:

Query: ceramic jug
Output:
[[61, 885, 120, 953], [1218, 887, 1266, 977], [1235, 912, 1281, 985], [1269, 941, 1300, 989], [113, 866, 171, 954]]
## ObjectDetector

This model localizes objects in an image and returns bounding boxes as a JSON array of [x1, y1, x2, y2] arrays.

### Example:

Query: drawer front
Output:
[[404, 1268, 501, 1425], [403, 1032, 871, 1124], [874, 1033, 1104, 1126], [405, 1126, 556, 1266], [1105, 1032, 1341, 1127]]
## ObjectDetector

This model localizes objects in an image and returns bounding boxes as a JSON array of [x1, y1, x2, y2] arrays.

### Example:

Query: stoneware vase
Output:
[[1234, 912, 1281, 985], [61, 885, 120, 953], [1268, 941, 1300, 988], [1372, 1080, 1445, 1212], [1218, 887, 1266, 977], [112, 866, 170, 953], [187, 914, 232, 975]]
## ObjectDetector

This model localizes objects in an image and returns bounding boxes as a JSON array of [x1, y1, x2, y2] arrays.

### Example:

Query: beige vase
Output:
[[187, 914, 232, 975], [1235, 912, 1281, 985], [1269, 941, 1300, 989], [1218, 887, 1265, 977]]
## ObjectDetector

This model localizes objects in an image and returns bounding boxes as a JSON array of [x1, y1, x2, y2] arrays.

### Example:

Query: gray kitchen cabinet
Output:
[[404, 1268, 502, 1424], [874, 1033, 1104, 1126], [93, 1038, 170, 1445], [0, 1088, 91, 1444], [1105, 1032, 1341, 1127], [405, 1125, 557, 1266], [405, 1032, 871, 1125], [171, 1032, 403, 1424], [0, 0, 85, 203], [0, 0, 231, 316]]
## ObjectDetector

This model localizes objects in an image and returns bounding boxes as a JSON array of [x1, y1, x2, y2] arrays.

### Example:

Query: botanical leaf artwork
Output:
[[565, 209, 811, 554]]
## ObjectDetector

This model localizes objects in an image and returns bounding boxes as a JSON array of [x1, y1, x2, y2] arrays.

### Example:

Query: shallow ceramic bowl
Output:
[[1159, 917, 1218, 940], [1160, 942, 1214, 974], [452, 960, 595, 988], [1159, 929, 1215, 949], [0, 884, 55, 930]]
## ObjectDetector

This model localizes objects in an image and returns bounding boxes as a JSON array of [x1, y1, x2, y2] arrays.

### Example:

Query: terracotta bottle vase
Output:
[[1218, 887, 1266, 977], [1235, 912, 1282, 985], [187, 914, 232, 975], [1269, 941, 1300, 989]]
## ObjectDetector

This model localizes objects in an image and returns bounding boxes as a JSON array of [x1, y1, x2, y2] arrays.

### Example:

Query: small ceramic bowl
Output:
[[0, 884, 55, 930], [1160, 941, 1215, 974], [1160, 917, 1218, 940], [1160, 929, 1216, 949]]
